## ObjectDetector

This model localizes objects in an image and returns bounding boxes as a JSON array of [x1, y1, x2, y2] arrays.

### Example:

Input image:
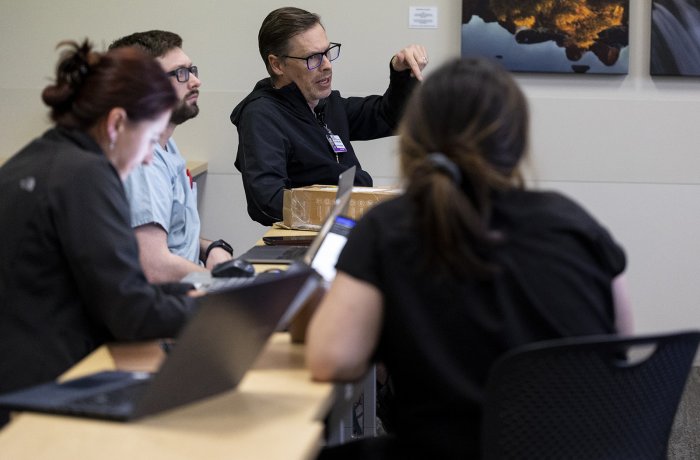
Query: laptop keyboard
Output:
[[280, 246, 307, 260]]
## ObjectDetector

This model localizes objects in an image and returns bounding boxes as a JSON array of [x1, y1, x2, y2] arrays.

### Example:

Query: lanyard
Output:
[[315, 109, 347, 162]]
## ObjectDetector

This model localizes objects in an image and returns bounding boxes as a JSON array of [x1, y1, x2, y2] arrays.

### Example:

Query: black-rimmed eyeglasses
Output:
[[282, 43, 341, 70], [166, 65, 198, 83]]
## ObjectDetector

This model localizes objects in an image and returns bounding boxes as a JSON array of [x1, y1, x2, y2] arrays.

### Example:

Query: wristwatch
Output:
[[204, 239, 233, 262]]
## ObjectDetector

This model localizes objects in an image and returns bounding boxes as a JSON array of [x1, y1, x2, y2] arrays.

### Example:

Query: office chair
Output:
[[481, 330, 700, 460]]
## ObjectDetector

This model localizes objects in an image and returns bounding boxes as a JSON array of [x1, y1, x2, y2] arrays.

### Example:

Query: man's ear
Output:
[[268, 54, 285, 77]]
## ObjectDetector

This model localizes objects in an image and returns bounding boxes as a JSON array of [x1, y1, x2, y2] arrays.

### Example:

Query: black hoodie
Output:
[[230, 64, 417, 226]]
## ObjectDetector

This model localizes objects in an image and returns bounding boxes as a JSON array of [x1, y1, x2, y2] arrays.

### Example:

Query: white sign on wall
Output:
[[409, 6, 438, 29]]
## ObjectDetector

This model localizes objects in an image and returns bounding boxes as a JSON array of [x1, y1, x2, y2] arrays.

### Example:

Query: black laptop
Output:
[[0, 268, 318, 422]]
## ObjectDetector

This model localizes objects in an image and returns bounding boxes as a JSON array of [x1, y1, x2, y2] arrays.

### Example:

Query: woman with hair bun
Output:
[[307, 57, 632, 459], [0, 40, 195, 423]]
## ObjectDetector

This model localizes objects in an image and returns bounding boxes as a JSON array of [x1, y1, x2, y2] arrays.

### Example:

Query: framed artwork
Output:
[[461, 1, 629, 74], [651, 0, 700, 76]]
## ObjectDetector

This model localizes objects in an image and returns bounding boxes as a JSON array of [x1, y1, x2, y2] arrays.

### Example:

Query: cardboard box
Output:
[[282, 185, 400, 230]]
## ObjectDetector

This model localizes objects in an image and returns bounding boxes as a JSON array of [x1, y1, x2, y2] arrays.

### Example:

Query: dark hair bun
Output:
[[42, 40, 100, 110]]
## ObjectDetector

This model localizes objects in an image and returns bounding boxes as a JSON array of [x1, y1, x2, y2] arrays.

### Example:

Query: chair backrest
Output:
[[481, 331, 700, 460]]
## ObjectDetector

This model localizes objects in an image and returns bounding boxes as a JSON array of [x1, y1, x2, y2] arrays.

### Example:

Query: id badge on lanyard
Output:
[[325, 132, 347, 162], [316, 106, 347, 162]]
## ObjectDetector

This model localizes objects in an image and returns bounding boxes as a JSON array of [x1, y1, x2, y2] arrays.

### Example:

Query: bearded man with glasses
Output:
[[109, 30, 234, 283], [231, 7, 429, 226]]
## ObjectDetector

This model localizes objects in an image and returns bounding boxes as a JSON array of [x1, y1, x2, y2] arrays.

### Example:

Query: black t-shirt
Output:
[[336, 189, 626, 459]]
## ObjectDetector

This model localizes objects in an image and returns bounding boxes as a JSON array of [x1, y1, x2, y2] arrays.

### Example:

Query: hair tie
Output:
[[428, 152, 462, 185]]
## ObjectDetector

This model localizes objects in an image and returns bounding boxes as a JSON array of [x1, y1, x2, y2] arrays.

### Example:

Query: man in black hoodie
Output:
[[230, 7, 429, 226]]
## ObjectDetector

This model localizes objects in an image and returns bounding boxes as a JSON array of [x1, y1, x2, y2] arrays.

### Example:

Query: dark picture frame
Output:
[[650, 0, 700, 76], [461, 1, 629, 74]]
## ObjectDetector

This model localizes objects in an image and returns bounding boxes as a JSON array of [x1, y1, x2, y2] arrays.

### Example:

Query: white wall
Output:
[[0, 1, 698, 333]]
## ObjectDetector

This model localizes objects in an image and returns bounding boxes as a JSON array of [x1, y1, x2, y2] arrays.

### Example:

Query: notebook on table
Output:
[[238, 166, 356, 265], [0, 268, 318, 422]]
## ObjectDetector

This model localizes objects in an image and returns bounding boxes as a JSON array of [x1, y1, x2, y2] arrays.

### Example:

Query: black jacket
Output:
[[0, 128, 197, 395], [230, 64, 417, 225]]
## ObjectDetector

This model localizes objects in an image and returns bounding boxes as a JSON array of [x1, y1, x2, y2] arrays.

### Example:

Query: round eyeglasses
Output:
[[282, 43, 341, 70], [166, 65, 198, 83]]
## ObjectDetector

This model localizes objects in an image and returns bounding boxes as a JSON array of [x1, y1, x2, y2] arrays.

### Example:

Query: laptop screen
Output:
[[301, 166, 356, 265], [310, 215, 356, 282]]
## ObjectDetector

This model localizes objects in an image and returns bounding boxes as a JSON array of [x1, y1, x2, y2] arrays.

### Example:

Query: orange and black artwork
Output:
[[461, 0, 629, 74]]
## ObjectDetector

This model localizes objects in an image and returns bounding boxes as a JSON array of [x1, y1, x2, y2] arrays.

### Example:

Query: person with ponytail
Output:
[[307, 57, 632, 459], [0, 40, 197, 422]]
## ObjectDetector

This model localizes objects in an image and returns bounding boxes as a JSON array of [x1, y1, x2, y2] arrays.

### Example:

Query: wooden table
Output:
[[185, 160, 208, 178], [0, 333, 333, 460]]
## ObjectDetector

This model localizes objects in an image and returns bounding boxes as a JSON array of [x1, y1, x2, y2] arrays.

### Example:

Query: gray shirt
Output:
[[123, 138, 201, 263]]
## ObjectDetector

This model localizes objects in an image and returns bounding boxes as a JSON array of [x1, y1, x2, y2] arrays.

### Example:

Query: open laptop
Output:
[[181, 212, 354, 327], [237, 166, 356, 265], [308, 214, 356, 282], [0, 268, 317, 422]]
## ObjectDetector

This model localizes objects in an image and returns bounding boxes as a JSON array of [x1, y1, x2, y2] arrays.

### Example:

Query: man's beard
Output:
[[170, 94, 199, 125]]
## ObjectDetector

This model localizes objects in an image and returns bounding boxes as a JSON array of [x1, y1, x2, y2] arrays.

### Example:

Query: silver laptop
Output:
[[0, 268, 317, 422], [238, 166, 356, 265]]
